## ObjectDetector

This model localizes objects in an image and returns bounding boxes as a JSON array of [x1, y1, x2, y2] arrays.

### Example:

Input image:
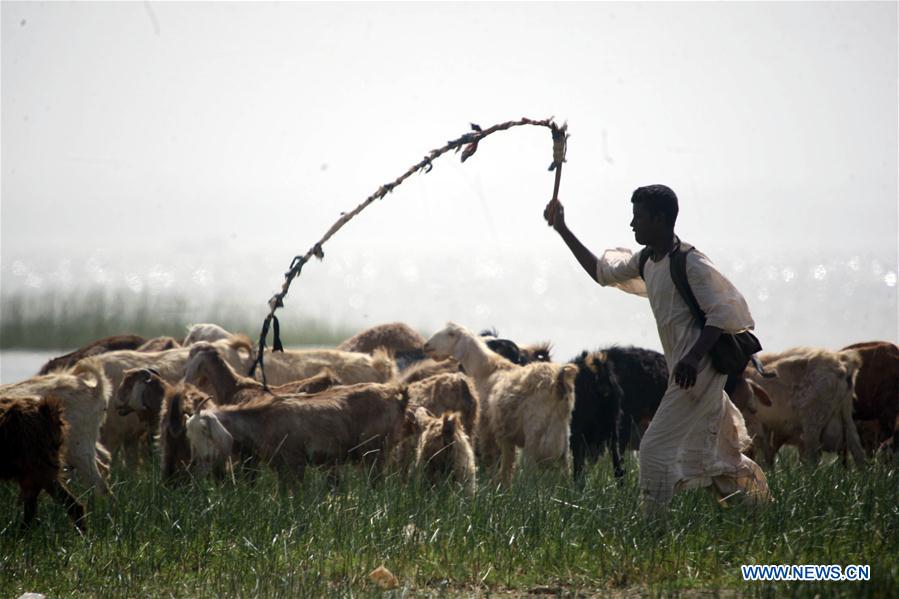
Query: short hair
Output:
[[631, 184, 678, 227]]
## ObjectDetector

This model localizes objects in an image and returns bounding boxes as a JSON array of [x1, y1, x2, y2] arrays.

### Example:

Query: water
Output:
[[0, 350, 58, 384], [1, 244, 897, 387]]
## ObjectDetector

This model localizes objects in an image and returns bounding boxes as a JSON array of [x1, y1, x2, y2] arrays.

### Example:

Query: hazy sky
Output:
[[2, 1, 897, 354]]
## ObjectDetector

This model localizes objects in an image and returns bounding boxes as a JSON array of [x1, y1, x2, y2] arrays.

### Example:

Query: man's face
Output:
[[629, 203, 660, 246]]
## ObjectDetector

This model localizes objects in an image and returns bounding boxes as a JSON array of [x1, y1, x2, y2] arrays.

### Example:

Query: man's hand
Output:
[[673, 354, 700, 390], [543, 198, 566, 232]]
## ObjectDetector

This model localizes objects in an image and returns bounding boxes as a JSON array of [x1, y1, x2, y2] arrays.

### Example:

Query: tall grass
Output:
[[0, 290, 354, 350], [1, 451, 895, 597]]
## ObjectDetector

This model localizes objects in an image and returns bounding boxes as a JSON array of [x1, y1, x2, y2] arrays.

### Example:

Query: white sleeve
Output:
[[595, 248, 648, 298], [686, 250, 755, 333]]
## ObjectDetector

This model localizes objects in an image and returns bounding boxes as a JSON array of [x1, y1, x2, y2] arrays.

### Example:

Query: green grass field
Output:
[[1, 452, 896, 597]]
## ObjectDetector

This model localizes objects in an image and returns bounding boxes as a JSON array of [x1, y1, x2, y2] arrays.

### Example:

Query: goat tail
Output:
[[552, 364, 578, 406], [71, 357, 112, 405]]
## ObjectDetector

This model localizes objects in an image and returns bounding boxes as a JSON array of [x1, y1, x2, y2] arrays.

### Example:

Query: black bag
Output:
[[639, 243, 761, 377]]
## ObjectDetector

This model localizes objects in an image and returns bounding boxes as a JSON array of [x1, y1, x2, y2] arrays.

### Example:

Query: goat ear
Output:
[[168, 393, 185, 436], [398, 387, 410, 410], [403, 410, 421, 435], [442, 412, 456, 439], [748, 380, 773, 407]]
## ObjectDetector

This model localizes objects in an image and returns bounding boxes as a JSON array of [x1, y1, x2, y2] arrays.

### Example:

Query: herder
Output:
[[544, 184, 771, 511]]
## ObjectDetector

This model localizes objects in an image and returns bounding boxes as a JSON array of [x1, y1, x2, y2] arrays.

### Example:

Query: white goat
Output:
[[0, 358, 112, 496], [183, 323, 234, 346], [733, 346, 865, 467], [424, 322, 577, 485]]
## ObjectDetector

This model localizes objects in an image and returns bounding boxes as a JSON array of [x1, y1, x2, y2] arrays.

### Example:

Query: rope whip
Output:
[[249, 118, 569, 387]]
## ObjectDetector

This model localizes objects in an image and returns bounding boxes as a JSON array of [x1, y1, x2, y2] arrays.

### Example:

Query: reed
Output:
[[0, 290, 352, 350]]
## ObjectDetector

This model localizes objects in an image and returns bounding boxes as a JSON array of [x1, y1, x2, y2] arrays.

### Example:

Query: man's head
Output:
[[629, 184, 678, 246]]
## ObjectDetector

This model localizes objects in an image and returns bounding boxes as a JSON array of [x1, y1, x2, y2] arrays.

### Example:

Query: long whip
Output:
[[249, 117, 569, 387]]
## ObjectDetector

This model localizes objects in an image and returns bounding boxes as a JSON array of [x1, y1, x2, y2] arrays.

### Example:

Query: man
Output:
[[544, 185, 770, 510]]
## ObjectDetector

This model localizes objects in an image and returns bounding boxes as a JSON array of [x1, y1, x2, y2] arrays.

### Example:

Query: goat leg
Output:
[[48, 479, 86, 532], [610, 420, 625, 482], [20, 484, 40, 530], [571, 436, 586, 483]]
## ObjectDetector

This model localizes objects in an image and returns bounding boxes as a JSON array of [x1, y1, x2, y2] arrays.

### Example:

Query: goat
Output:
[[400, 358, 460, 384], [159, 382, 217, 481], [406, 372, 478, 441], [185, 383, 409, 486], [842, 341, 899, 455], [424, 322, 577, 485], [392, 373, 480, 477], [38, 334, 147, 375], [251, 347, 395, 386], [600, 346, 668, 452], [91, 335, 253, 466], [0, 395, 86, 531], [136, 336, 182, 352], [569, 350, 625, 481], [414, 409, 477, 495], [520, 342, 553, 364], [337, 322, 426, 355], [479, 329, 552, 366], [1, 359, 111, 496], [114, 368, 216, 482], [183, 342, 342, 405], [731, 347, 865, 467], [183, 323, 234, 346]]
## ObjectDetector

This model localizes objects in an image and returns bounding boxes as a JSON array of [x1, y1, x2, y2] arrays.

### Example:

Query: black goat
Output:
[[603, 346, 668, 452], [570, 350, 625, 481], [568, 345, 668, 481]]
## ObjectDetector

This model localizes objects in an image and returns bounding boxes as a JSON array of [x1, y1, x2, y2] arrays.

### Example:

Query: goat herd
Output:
[[1, 321, 897, 532]]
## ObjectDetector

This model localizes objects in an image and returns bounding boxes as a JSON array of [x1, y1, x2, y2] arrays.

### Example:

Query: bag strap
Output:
[[639, 241, 707, 330], [668, 243, 708, 329], [638, 247, 652, 279]]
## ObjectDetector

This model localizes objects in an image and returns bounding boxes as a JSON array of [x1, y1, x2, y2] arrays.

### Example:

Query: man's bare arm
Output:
[[544, 198, 599, 282]]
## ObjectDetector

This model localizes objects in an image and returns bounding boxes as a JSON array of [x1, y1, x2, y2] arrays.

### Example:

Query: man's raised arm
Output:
[[544, 198, 599, 282]]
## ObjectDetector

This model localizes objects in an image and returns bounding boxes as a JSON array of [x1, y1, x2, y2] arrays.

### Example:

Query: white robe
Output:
[[596, 242, 771, 506]]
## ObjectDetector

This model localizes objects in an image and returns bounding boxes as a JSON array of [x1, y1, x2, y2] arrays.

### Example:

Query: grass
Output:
[[0, 290, 355, 350], [1, 451, 896, 597]]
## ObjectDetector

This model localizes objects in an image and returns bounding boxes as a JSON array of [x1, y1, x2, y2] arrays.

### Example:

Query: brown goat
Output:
[[158, 383, 217, 481], [183, 343, 342, 405], [0, 395, 85, 531], [407, 373, 478, 440], [414, 409, 477, 495], [38, 334, 147, 375], [337, 322, 426, 355], [186, 383, 410, 486], [400, 358, 460, 384], [842, 341, 899, 454], [137, 336, 182, 352]]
